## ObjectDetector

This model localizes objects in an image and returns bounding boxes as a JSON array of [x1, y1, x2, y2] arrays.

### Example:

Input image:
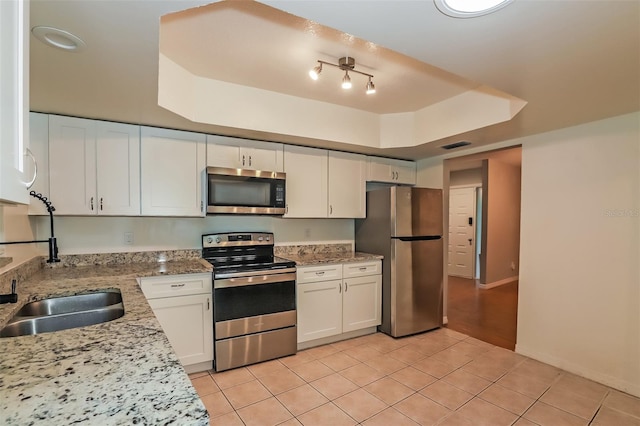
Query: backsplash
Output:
[[275, 243, 353, 257], [0, 256, 43, 292], [44, 249, 202, 268]]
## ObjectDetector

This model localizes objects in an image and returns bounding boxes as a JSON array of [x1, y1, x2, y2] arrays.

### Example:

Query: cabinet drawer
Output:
[[139, 273, 212, 299], [343, 261, 381, 278], [297, 264, 343, 284]]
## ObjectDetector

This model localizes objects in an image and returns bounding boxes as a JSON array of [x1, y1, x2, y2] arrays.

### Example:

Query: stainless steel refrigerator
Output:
[[355, 186, 443, 337]]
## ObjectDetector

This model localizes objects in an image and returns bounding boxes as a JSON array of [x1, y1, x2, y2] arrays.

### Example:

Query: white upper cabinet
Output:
[[367, 156, 416, 185], [283, 145, 328, 217], [49, 115, 140, 215], [28, 113, 49, 215], [0, 0, 30, 205], [284, 147, 365, 218], [207, 135, 283, 172], [328, 151, 366, 218], [141, 127, 206, 217]]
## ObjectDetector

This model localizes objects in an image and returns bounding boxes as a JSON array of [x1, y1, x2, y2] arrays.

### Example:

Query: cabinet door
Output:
[[148, 294, 213, 366], [391, 159, 416, 185], [0, 0, 29, 205], [342, 274, 382, 333], [141, 127, 206, 217], [297, 279, 343, 343], [96, 122, 140, 215], [28, 113, 49, 215], [283, 145, 328, 218], [367, 158, 393, 183], [207, 135, 283, 172], [328, 151, 365, 218], [49, 115, 97, 215]]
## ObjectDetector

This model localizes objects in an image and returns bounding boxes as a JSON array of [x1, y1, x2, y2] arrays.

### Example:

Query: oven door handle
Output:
[[214, 272, 296, 288], [214, 267, 297, 279]]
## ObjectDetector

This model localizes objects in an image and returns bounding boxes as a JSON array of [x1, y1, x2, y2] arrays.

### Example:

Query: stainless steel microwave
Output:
[[205, 167, 286, 215]]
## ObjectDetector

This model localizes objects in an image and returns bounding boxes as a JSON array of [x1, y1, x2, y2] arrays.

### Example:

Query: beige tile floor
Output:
[[189, 329, 640, 426]]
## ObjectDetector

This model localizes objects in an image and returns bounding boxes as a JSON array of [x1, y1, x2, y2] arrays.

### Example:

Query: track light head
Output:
[[342, 71, 352, 89], [308, 63, 322, 80], [366, 78, 376, 95]]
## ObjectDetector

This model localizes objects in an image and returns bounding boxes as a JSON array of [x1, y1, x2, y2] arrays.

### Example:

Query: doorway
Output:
[[443, 146, 522, 350]]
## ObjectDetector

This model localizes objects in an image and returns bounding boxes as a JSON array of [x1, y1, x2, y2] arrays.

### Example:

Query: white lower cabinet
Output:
[[139, 273, 213, 372], [297, 260, 381, 344]]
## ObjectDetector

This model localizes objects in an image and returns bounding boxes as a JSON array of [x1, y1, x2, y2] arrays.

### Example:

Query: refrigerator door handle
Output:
[[394, 235, 442, 242]]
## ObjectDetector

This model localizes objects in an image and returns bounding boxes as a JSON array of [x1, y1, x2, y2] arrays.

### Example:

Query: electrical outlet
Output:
[[304, 228, 311, 238], [124, 232, 134, 245], [510, 261, 516, 271]]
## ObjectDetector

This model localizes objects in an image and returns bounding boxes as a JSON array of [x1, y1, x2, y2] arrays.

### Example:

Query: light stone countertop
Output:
[[282, 251, 383, 266], [0, 258, 212, 425]]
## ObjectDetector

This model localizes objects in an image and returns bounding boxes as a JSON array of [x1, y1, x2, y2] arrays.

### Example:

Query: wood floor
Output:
[[445, 275, 518, 350]]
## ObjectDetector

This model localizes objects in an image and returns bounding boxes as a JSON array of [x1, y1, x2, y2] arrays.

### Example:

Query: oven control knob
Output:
[[215, 237, 222, 244], [206, 237, 213, 244]]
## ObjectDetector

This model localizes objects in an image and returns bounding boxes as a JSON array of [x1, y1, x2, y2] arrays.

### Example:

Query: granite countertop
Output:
[[283, 251, 383, 266], [0, 258, 212, 425]]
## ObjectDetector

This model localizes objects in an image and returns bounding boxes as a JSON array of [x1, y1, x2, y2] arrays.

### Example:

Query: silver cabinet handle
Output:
[[330, 205, 333, 215], [170, 283, 186, 288], [90, 197, 94, 210], [23, 148, 37, 189], [359, 267, 367, 271], [100, 197, 103, 211], [315, 271, 325, 276], [207, 298, 210, 311], [339, 282, 342, 293], [345, 281, 348, 292], [242, 155, 245, 166], [249, 155, 252, 167]]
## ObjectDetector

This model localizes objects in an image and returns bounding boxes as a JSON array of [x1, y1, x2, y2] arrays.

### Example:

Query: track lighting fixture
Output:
[[309, 56, 376, 94]]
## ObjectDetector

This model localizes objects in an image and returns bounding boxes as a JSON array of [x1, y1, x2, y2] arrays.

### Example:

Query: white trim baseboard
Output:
[[516, 344, 640, 398], [478, 275, 518, 289]]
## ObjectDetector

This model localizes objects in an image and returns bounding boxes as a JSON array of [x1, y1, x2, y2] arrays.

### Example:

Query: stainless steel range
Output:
[[202, 232, 297, 372]]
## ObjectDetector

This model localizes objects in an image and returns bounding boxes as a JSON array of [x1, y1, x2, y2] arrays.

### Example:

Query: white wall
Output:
[[417, 112, 640, 397], [517, 112, 639, 396], [32, 215, 353, 254]]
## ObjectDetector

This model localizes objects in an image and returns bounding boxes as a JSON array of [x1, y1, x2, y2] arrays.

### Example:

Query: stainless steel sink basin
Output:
[[0, 290, 124, 338]]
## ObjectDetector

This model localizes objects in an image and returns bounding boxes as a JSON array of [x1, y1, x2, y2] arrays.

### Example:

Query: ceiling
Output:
[[29, 0, 639, 160]]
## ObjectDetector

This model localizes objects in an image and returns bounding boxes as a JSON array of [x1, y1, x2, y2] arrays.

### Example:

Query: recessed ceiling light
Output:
[[434, 0, 515, 18], [32, 26, 86, 52]]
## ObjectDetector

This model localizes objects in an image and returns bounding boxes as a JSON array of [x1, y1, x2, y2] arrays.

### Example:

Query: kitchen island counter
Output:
[[0, 258, 212, 425]]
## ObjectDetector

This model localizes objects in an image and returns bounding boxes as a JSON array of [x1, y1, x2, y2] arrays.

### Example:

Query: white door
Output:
[[96, 122, 140, 215], [328, 151, 366, 218], [448, 187, 476, 278], [283, 145, 328, 217], [148, 293, 213, 366], [296, 279, 343, 342], [342, 275, 382, 332], [140, 127, 206, 217], [48, 115, 97, 215]]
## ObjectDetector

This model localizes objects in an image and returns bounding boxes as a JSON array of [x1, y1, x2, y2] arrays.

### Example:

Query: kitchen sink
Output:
[[0, 290, 124, 338]]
